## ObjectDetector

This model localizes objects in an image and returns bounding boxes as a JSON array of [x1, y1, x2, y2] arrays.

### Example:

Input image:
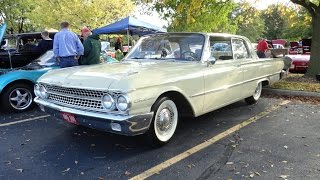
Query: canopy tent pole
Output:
[[127, 28, 130, 49]]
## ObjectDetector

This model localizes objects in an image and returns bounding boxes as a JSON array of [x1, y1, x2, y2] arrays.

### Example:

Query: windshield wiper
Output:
[[130, 57, 144, 59]]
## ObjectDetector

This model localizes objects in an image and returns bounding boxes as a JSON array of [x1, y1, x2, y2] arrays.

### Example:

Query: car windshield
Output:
[[101, 41, 110, 51], [36, 51, 56, 66], [126, 33, 205, 61]]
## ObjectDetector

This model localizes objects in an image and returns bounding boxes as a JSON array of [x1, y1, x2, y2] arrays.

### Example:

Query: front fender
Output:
[[127, 85, 196, 116], [0, 70, 48, 93]]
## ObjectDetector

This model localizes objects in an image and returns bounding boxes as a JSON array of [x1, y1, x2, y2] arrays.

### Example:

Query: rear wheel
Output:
[[146, 97, 178, 147], [245, 82, 262, 105], [0, 83, 34, 112]]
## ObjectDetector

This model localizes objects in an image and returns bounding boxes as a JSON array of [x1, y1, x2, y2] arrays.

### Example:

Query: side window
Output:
[[232, 39, 249, 59], [209, 37, 233, 60]]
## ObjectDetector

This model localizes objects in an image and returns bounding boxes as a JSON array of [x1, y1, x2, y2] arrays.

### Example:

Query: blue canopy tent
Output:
[[93, 16, 166, 47], [93, 16, 166, 36]]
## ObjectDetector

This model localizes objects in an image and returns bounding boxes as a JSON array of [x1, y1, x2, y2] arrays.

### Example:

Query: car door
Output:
[[202, 36, 244, 114], [234, 38, 270, 98]]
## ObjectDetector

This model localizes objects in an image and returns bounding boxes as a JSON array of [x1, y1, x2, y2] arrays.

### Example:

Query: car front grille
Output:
[[49, 93, 104, 110], [41, 84, 119, 113]]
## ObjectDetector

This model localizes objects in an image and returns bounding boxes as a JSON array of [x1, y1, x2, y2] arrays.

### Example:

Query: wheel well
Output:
[[152, 91, 195, 118], [261, 80, 269, 87], [1, 80, 34, 95]]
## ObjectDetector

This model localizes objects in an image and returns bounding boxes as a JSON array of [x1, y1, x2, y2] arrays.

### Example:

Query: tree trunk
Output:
[[305, 13, 320, 77]]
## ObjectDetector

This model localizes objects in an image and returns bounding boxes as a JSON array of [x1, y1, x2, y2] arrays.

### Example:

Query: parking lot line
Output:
[[0, 115, 50, 127], [130, 100, 291, 180]]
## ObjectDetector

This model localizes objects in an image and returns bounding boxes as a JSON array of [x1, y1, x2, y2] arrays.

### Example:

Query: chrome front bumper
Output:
[[34, 97, 154, 136]]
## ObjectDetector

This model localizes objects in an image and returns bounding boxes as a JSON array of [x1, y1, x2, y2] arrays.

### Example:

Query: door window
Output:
[[209, 37, 233, 61], [232, 39, 250, 59]]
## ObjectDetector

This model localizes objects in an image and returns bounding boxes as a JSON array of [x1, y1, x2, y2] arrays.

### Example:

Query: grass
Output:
[[271, 73, 320, 93]]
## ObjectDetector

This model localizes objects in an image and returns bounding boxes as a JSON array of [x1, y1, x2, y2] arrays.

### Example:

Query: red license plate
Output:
[[61, 112, 79, 125]]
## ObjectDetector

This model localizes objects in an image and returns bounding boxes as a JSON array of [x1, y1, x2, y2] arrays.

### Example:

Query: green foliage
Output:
[[281, 6, 312, 40], [0, 0, 135, 33], [0, 0, 37, 33], [232, 2, 265, 42], [154, 0, 237, 33], [261, 4, 286, 40]]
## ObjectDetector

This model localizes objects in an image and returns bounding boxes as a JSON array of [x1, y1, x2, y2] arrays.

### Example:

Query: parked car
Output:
[[302, 38, 311, 54], [0, 32, 56, 69], [273, 44, 284, 49], [101, 41, 116, 58], [0, 50, 58, 112], [34, 33, 287, 146], [266, 40, 288, 58], [287, 54, 310, 73]]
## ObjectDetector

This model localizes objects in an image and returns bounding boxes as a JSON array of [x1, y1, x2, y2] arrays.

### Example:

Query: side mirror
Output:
[[207, 57, 216, 66], [1, 40, 6, 46]]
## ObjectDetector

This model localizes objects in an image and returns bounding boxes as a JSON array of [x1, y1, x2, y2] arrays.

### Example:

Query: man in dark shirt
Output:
[[37, 30, 53, 55]]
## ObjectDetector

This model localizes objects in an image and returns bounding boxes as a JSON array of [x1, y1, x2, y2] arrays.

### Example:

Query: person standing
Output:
[[114, 37, 122, 51], [36, 30, 53, 55], [53, 21, 84, 68], [79, 27, 101, 65], [256, 38, 269, 58]]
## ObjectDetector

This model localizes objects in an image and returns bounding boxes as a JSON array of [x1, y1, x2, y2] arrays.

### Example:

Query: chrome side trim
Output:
[[190, 72, 280, 98]]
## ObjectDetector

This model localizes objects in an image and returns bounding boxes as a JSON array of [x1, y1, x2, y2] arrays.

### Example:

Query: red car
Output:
[[289, 41, 301, 55], [287, 54, 310, 73]]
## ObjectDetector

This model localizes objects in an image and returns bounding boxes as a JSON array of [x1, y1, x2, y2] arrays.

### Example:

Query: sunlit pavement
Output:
[[0, 97, 319, 180]]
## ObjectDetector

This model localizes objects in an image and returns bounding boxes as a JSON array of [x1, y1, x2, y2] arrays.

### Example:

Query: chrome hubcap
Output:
[[154, 100, 178, 142], [157, 108, 173, 132], [253, 83, 262, 100], [9, 88, 32, 110]]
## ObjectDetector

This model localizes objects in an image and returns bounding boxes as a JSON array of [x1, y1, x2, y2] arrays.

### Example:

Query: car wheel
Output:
[[146, 97, 178, 147], [0, 83, 35, 112], [245, 82, 262, 105]]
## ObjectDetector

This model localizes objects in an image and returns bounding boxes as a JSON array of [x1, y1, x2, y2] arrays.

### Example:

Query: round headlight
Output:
[[39, 85, 48, 99], [102, 94, 115, 110], [116, 95, 130, 111], [34, 84, 41, 97]]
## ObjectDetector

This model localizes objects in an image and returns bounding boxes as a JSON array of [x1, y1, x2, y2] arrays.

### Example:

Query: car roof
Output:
[[4, 32, 56, 38], [145, 32, 248, 40]]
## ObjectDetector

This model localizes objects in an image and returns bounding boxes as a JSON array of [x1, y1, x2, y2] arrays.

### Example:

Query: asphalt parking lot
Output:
[[1, 96, 320, 180]]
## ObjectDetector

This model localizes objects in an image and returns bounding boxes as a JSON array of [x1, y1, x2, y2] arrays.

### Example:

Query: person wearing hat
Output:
[[53, 21, 84, 68], [256, 38, 269, 58], [79, 27, 101, 65]]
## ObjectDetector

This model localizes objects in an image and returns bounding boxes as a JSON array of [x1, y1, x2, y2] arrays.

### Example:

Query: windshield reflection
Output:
[[36, 51, 56, 66], [126, 33, 205, 61]]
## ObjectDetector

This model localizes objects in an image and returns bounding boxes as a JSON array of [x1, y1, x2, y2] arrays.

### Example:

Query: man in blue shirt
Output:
[[53, 21, 84, 68]]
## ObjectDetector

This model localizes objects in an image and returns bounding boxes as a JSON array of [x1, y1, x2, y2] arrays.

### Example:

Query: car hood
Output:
[[38, 61, 203, 91], [287, 55, 310, 62]]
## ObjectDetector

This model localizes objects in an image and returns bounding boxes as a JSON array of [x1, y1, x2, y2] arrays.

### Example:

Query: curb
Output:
[[262, 87, 320, 97]]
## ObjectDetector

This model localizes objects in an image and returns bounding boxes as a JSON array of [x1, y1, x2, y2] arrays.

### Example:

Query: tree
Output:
[[29, 0, 135, 32], [261, 4, 286, 40], [231, 2, 265, 42], [290, 0, 320, 77], [281, 7, 312, 41], [0, 0, 135, 33], [0, 0, 37, 33], [154, 0, 237, 33]]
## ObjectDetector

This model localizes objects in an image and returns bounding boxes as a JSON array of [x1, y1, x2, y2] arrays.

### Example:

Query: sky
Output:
[[134, 0, 293, 29]]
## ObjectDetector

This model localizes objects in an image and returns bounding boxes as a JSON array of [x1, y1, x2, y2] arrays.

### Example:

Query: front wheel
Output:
[[0, 83, 35, 113], [146, 97, 178, 147], [245, 82, 262, 105]]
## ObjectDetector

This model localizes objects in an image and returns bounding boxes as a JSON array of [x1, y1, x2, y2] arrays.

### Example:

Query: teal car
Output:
[[0, 50, 58, 112]]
